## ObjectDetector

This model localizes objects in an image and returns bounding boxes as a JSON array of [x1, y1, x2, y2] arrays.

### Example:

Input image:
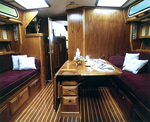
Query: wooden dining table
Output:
[[53, 60, 122, 115]]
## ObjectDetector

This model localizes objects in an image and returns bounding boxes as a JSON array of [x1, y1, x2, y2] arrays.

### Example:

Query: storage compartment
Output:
[[0, 104, 9, 122], [9, 87, 29, 114], [29, 77, 40, 96], [62, 81, 78, 86], [62, 86, 78, 96], [62, 96, 78, 105], [117, 89, 133, 117], [61, 96, 79, 112]]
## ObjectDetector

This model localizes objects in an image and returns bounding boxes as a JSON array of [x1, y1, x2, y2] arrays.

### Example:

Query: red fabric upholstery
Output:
[[0, 53, 41, 101], [117, 67, 150, 110], [0, 69, 40, 99], [109, 51, 150, 110]]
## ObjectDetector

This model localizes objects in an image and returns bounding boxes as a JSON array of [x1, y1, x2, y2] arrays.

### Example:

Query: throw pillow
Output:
[[12, 55, 27, 70], [19, 57, 36, 70], [123, 53, 140, 67], [123, 59, 148, 74]]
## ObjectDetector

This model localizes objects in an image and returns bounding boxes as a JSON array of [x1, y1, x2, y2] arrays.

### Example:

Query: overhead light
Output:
[[14, 0, 49, 9], [97, 0, 128, 7]]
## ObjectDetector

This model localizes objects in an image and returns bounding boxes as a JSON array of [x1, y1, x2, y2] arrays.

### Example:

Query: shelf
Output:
[[0, 51, 15, 55], [136, 49, 150, 53]]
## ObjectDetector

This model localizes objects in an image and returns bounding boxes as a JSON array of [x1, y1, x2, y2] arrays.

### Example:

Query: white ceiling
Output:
[[2, 0, 137, 18]]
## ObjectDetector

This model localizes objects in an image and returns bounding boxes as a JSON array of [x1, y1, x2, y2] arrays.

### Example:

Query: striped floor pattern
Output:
[[59, 87, 129, 122], [14, 83, 129, 122]]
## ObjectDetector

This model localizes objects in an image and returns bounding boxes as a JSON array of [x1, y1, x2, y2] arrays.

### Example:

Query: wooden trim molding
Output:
[[25, 33, 46, 37]]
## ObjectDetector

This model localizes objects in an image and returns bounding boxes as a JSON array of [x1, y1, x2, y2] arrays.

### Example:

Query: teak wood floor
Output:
[[14, 82, 129, 122]]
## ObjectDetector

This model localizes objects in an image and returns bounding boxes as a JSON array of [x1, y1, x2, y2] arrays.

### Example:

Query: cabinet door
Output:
[[140, 24, 147, 38], [54, 42, 60, 68], [9, 88, 29, 114], [147, 23, 150, 38], [0, 26, 11, 42]]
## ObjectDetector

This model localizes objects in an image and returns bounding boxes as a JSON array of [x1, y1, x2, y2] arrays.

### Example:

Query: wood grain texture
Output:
[[84, 8, 130, 59], [67, 8, 84, 60], [57, 60, 122, 76], [67, 8, 131, 60], [22, 34, 47, 87]]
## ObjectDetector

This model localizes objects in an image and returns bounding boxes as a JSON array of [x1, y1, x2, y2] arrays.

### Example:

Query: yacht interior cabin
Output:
[[0, 0, 150, 122]]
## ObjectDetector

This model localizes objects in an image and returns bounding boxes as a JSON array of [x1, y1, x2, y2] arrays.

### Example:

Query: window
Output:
[[128, 0, 150, 17], [0, 2, 18, 18]]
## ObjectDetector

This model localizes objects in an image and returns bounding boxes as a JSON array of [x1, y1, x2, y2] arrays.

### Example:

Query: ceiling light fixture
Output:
[[14, 0, 49, 9], [97, 0, 128, 7], [66, 2, 79, 10]]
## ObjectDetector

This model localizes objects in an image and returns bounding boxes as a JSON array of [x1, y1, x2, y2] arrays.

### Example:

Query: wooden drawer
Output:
[[62, 86, 78, 96], [62, 96, 78, 105], [62, 81, 78, 86], [9, 87, 29, 114], [0, 104, 9, 122], [29, 78, 40, 96], [118, 89, 133, 116], [61, 96, 79, 112]]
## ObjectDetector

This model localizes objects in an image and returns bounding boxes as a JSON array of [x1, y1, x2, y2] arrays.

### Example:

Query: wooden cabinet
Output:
[[139, 22, 150, 39], [0, 26, 11, 42], [0, 104, 9, 122], [147, 23, 150, 38], [0, 74, 41, 121], [28, 77, 40, 96], [61, 80, 79, 112], [9, 88, 29, 114]]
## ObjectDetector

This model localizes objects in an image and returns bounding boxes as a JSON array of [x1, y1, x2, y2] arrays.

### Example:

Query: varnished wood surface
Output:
[[67, 8, 84, 60], [56, 60, 122, 76], [67, 7, 131, 60]]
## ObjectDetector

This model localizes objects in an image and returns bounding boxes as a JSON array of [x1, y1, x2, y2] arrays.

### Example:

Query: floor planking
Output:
[[14, 82, 129, 122]]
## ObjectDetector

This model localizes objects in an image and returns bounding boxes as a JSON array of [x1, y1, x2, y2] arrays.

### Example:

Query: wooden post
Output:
[[130, 23, 133, 52]]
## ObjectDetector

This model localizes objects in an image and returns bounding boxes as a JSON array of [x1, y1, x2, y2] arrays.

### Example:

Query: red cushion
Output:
[[117, 67, 150, 110], [0, 68, 40, 100]]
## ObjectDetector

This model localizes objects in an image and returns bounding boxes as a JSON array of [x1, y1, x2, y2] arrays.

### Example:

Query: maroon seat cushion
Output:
[[117, 67, 150, 110], [0, 68, 40, 99]]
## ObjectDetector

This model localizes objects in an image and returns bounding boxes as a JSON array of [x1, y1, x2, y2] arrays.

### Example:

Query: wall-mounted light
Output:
[[14, 0, 49, 9]]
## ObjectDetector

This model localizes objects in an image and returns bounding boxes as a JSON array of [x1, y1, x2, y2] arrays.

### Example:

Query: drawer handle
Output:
[[69, 100, 72, 103], [68, 90, 71, 92]]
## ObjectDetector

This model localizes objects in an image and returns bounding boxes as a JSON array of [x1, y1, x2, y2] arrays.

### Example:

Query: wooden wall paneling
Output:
[[20, 10, 38, 54], [84, 8, 131, 59], [67, 8, 84, 60], [24, 34, 47, 87], [19, 10, 47, 87], [39, 36, 47, 87]]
